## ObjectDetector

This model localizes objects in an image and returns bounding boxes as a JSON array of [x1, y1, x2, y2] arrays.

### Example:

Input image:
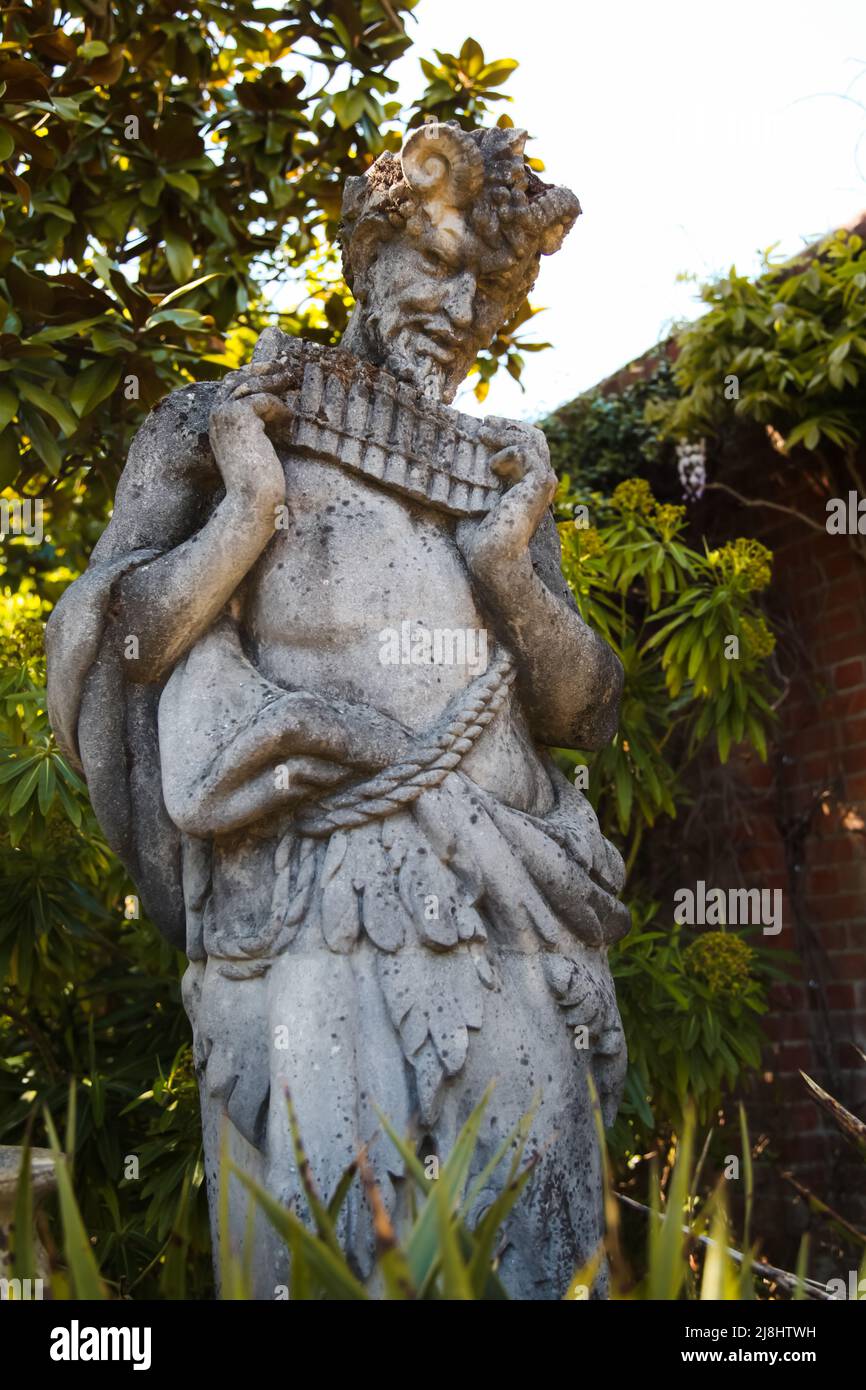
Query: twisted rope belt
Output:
[[294, 649, 516, 838]]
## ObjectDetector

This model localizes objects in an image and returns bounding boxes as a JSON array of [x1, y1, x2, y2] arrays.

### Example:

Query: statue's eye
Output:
[[478, 275, 504, 296], [422, 249, 448, 272]]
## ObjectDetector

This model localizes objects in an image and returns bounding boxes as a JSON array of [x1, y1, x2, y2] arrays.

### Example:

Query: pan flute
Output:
[[263, 337, 506, 518]]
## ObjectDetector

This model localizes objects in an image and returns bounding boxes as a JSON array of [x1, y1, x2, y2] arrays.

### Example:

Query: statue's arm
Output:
[[457, 424, 622, 750], [105, 363, 292, 685], [161, 685, 419, 838]]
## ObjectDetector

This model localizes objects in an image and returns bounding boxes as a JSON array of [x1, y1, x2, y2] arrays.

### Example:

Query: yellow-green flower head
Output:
[[0, 589, 45, 668], [577, 525, 605, 559], [654, 502, 687, 540], [612, 478, 657, 517], [707, 538, 773, 592], [683, 931, 755, 999], [740, 613, 776, 660]]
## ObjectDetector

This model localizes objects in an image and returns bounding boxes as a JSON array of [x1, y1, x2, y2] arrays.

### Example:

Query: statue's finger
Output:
[[232, 370, 293, 401], [489, 445, 527, 482], [482, 467, 554, 551]]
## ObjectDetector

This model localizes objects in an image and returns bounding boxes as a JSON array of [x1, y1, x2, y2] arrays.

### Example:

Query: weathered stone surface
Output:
[[46, 122, 628, 1299]]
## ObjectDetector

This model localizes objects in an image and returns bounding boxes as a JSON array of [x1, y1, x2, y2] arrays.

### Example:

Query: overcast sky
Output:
[[389, 0, 866, 420]]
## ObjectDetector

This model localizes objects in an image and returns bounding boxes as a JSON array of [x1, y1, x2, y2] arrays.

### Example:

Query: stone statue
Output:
[[45, 122, 629, 1299]]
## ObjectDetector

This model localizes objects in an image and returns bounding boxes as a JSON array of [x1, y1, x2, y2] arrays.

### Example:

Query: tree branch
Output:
[[703, 481, 828, 535]]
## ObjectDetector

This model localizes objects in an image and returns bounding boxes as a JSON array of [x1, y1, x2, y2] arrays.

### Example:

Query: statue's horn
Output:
[[532, 185, 582, 254], [401, 122, 484, 208]]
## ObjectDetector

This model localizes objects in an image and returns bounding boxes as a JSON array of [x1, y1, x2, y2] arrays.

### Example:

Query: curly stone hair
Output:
[[340, 121, 581, 295]]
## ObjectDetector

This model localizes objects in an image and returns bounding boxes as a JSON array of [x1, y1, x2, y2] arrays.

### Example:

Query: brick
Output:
[[776, 1044, 819, 1073], [768, 983, 808, 1011], [835, 660, 866, 690], [743, 761, 775, 790], [820, 606, 866, 640], [815, 633, 866, 667], [802, 753, 836, 783], [822, 548, 863, 583], [802, 894, 841, 923], [740, 846, 787, 877], [801, 721, 841, 753], [842, 746, 866, 776], [830, 953, 866, 976], [807, 862, 864, 895], [782, 1135, 834, 1165], [826, 982, 857, 1009], [828, 688, 866, 719], [806, 868, 840, 895], [816, 836, 858, 864], [833, 862, 866, 891], [782, 1103, 822, 1134], [821, 893, 864, 919], [819, 924, 854, 951]]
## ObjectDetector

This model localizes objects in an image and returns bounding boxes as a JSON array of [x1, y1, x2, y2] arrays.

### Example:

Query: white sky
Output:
[[388, 0, 866, 420]]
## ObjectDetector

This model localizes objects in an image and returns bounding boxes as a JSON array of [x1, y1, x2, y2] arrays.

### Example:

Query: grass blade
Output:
[[43, 1109, 105, 1300]]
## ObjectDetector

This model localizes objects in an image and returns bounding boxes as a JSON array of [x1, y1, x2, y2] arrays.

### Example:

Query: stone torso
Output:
[[238, 448, 553, 816]]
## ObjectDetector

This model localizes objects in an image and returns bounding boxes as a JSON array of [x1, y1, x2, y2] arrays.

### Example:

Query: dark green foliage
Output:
[[609, 907, 783, 1152], [656, 229, 866, 454], [548, 476, 781, 1161], [0, 631, 210, 1294], [0, 4, 526, 502], [542, 359, 679, 494]]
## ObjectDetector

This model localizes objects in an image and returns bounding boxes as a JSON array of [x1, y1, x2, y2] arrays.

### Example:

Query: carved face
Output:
[[340, 125, 580, 401], [354, 218, 536, 403]]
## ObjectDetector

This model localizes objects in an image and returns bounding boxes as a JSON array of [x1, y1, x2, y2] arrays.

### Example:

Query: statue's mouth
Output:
[[414, 320, 460, 362]]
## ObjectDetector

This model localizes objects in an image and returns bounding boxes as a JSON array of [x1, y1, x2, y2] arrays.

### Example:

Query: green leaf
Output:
[[26, 315, 106, 344], [44, 1107, 106, 1300], [9, 759, 41, 814], [476, 60, 519, 87], [164, 231, 194, 284], [0, 383, 17, 430], [433, 1169, 472, 1298], [717, 721, 732, 764], [614, 756, 633, 833], [33, 201, 76, 223], [11, 1137, 36, 1281], [331, 89, 367, 130], [140, 177, 164, 207], [229, 1162, 369, 1299], [165, 171, 200, 199], [17, 379, 79, 436], [0, 427, 18, 487], [157, 272, 221, 308], [70, 360, 123, 417]]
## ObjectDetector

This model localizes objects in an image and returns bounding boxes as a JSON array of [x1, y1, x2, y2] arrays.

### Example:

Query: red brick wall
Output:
[[703, 439, 866, 1264]]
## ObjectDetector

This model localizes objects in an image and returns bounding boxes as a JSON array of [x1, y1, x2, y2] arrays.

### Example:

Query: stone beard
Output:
[[45, 122, 629, 1299]]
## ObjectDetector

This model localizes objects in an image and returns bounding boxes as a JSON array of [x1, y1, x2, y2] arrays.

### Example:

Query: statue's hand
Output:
[[209, 362, 294, 509], [456, 419, 556, 584]]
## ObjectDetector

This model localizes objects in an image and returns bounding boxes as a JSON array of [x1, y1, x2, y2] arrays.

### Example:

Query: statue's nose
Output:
[[441, 272, 476, 329]]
